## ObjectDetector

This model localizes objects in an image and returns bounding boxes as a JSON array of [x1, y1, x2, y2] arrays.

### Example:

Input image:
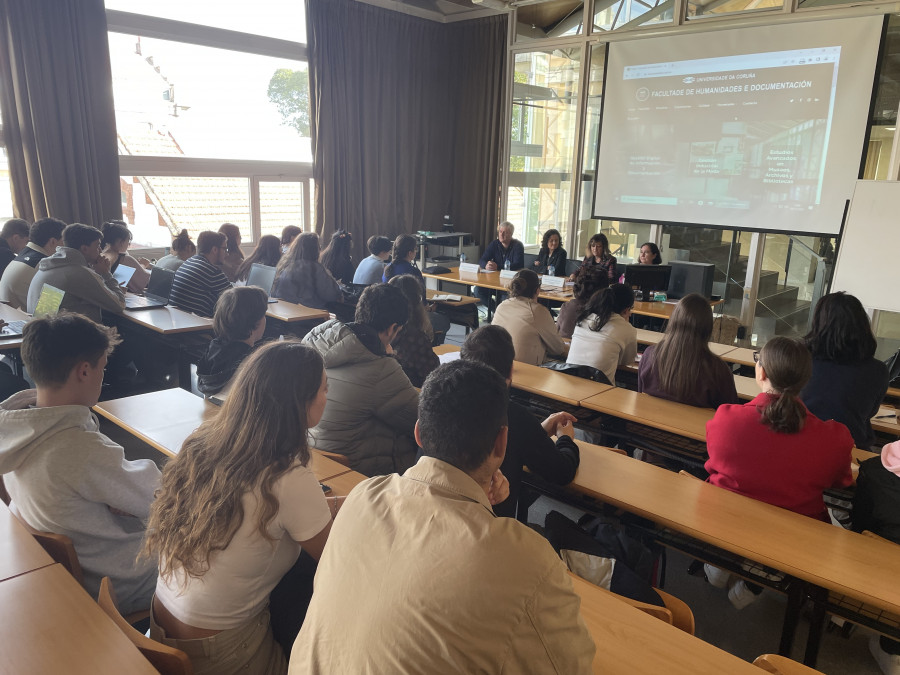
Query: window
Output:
[[107, 5, 312, 248]]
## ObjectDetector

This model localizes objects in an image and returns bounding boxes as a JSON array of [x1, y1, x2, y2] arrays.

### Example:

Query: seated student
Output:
[[0, 218, 30, 278], [801, 292, 888, 449], [234, 234, 282, 284], [567, 283, 637, 386], [638, 293, 738, 409], [0, 314, 159, 614], [319, 230, 354, 285], [169, 230, 233, 318], [28, 223, 126, 322], [218, 223, 245, 283], [476, 221, 524, 309], [101, 220, 152, 293], [197, 286, 268, 397], [556, 265, 610, 339], [290, 359, 595, 673], [387, 275, 439, 388], [353, 235, 392, 285], [569, 232, 617, 283], [0, 217, 64, 309], [382, 233, 422, 283], [280, 225, 302, 254], [492, 269, 568, 366], [302, 283, 418, 475], [155, 230, 196, 272], [145, 341, 340, 675], [273, 232, 342, 310], [704, 336, 853, 608], [854, 441, 900, 675], [638, 242, 663, 265], [461, 325, 580, 518], [532, 228, 567, 276]]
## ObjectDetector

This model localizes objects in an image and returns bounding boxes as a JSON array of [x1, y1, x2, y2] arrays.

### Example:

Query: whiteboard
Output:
[[832, 180, 900, 313]]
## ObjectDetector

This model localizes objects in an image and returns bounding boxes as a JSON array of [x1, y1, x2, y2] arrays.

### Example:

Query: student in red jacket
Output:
[[703, 336, 854, 608]]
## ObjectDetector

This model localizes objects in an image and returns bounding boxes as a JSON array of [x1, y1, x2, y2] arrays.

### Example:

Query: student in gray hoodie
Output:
[[27, 223, 125, 323], [0, 314, 160, 614]]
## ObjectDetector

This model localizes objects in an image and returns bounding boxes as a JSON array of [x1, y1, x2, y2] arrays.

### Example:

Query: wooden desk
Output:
[[635, 327, 664, 347], [265, 300, 331, 323], [632, 298, 724, 320], [887, 386, 900, 402], [0, 303, 29, 351], [722, 346, 756, 367], [120, 305, 213, 334], [93, 389, 351, 482], [571, 446, 900, 624], [872, 405, 900, 437], [0, 501, 54, 582], [0, 564, 156, 674], [735, 374, 758, 400], [425, 288, 479, 307], [323, 470, 367, 498], [423, 268, 574, 303], [581, 388, 713, 441], [569, 573, 761, 675]]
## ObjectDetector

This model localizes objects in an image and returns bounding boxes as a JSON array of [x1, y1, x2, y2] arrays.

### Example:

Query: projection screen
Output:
[[592, 15, 884, 235]]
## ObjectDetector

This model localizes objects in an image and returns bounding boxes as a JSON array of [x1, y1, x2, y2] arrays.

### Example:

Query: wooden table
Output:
[[322, 470, 367, 498], [93, 389, 351, 482], [425, 288, 479, 308], [632, 298, 724, 320], [735, 374, 759, 400], [423, 268, 574, 303], [581, 388, 713, 441], [0, 501, 54, 583], [570, 573, 762, 675], [873, 405, 900, 437], [0, 303, 29, 351], [433, 344, 613, 406], [0, 564, 156, 674], [265, 300, 331, 324], [722, 346, 756, 367], [570, 445, 900, 665]]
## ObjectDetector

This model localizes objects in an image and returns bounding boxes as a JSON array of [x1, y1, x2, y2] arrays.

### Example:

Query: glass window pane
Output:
[[121, 175, 250, 248], [104, 0, 306, 43], [593, 0, 673, 33], [110, 34, 311, 162], [515, 1, 584, 43], [260, 180, 307, 239], [0, 148, 13, 221], [507, 48, 582, 248], [686, 0, 782, 20]]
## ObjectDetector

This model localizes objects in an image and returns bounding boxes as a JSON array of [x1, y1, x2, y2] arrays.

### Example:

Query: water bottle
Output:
[[547, 264, 555, 277], [459, 252, 467, 264], [504, 259, 510, 271]]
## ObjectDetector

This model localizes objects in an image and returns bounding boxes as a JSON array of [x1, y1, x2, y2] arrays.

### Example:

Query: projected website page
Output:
[[593, 16, 883, 235]]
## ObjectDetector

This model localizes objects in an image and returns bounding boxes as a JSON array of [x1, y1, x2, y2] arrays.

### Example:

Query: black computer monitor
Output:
[[623, 264, 672, 301], [667, 260, 715, 300]]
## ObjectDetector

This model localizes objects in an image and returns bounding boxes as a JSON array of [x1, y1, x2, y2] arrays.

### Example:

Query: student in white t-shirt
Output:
[[143, 341, 340, 675], [567, 283, 637, 386]]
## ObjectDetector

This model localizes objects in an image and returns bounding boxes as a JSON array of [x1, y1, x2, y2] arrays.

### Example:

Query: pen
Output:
[[875, 413, 897, 419]]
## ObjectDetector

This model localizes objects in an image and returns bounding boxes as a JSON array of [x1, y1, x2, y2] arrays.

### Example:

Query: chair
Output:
[[16, 516, 85, 584], [316, 449, 352, 468], [654, 587, 696, 635], [98, 577, 193, 675], [753, 653, 825, 674]]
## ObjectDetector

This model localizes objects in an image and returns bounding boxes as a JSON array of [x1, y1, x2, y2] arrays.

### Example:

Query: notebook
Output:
[[0, 284, 66, 338], [125, 266, 176, 310]]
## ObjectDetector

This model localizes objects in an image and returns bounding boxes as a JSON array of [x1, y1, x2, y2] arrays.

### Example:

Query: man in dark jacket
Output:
[[460, 324, 580, 518], [0, 218, 30, 278], [302, 283, 418, 476]]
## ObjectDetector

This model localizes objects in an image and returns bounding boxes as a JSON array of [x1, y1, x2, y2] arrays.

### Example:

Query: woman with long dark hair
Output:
[[280, 226, 302, 254], [387, 275, 439, 387], [637, 293, 738, 408], [382, 234, 422, 283], [492, 269, 568, 366], [156, 230, 196, 271], [319, 230, 354, 285], [144, 341, 340, 675], [556, 266, 610, 339], [567, 284, 637, 386], [100, 220, 151, 292], [569, 233, 617, 283], [801, 292, 889, 449], [273, 232, 342, 310], [532, 229, 567, 276], [218, 223, 244, 282], [235, 235, 282, 284], [638, 242, 662, 265]]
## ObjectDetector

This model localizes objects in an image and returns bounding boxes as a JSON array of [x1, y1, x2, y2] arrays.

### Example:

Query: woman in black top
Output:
[[801, 292, 889, 449], [570, 232, 617, 283], [532, 229, 567, 276], [319, 230, 354, 285]]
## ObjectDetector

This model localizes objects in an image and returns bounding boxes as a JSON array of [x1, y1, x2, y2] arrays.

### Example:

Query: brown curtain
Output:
[[308, 0, 507, 262], [0, 0, 122, 225]]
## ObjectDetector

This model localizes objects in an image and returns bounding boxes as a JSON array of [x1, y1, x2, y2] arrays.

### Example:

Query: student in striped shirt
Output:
[[169, 231, 232, 318]]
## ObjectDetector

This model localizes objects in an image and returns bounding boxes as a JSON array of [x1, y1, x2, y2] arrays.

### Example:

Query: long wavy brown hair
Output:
[[653, 293, 720, 402], [142, 340, 325, 580]]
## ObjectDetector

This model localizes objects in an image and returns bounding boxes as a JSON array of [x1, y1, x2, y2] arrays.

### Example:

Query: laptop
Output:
[[0, 284, 66, 338], [125, 266, 176, 311], [112, 264, 137, 288], [246, 263, 278, 303]]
